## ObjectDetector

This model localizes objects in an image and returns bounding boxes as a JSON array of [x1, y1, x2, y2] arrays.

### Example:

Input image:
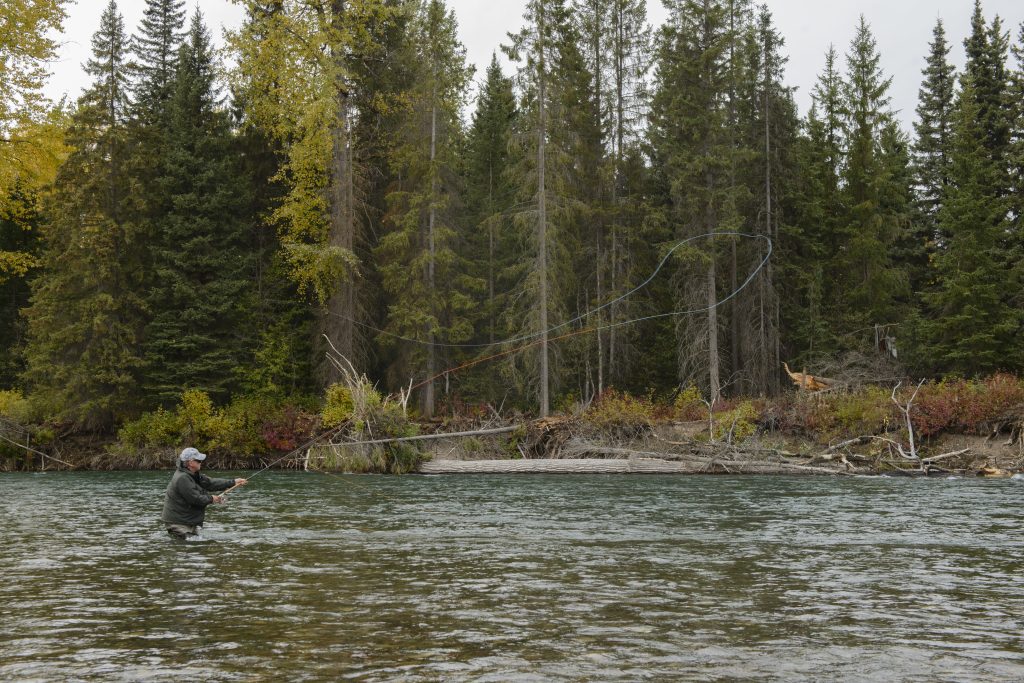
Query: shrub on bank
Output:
[[673, 386, 706, 421], [584, 389, 656, 438], [912, 374, 1024, 438], [0, 389, 35, 424], [708, 400, 760, 442], [575, 374, 1024, 447], [827, 385, 896, 438], [117, 390, 317, 458], [319, 378, 423, 474]]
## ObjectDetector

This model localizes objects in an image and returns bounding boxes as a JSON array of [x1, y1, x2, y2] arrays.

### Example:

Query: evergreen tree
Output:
[[1011, 23, 1024, 274], [912, 18, 956, 264], [809, 45, 845, 259], [573, 0, 652, 394], [130, 0, 186, 124], [963, 1, 1012, 180], [376, 0, 473, 416], [784, 47, 845, 362], [878, 119, 918, 312], [141, 11, 255, 406], [0, 185, 42, 386], [602, 0, 651, 390], [463, 55, 517, 352], [126, 0, 188, 330], [835, 16, 906, 331], [504, 0, 574, 415], [735, 5, 796, 394], [22, 0, 144, 429], [649, 0, 738, 403], [549, 4, 605, 404], [916, 78, 1018, 373], [226, 7, 316, 400]]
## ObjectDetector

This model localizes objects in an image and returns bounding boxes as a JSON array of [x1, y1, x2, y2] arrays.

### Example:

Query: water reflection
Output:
[[1, 472, 1023, 681]]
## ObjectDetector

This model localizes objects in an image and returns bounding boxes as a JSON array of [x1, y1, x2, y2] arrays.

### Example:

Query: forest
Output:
[[1, 0, 1023, 459]]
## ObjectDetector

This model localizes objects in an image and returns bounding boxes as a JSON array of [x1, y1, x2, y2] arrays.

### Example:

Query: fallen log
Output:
[[921, 448, 970, 464], [416, 457, 851, 475]]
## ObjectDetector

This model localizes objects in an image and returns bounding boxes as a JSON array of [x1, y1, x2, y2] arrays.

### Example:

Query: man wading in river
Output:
[[162, 447, 247, 540]]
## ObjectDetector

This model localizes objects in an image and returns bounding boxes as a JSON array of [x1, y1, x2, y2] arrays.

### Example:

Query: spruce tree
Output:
[[917, 78, 1018, 373], [376, 0, 473, 416], [22, 0, 144, 429], [226, 6, 316, 400], [836, 16, 905, 332], [130, 0, 186, 124], [549, 4, 605, 404], [463, 55, 517, 351], [0, 185, 42, 386], [504, 0, 573, 415], [912, 18, 956, 261], [1013, 23, 1024, 184], [126, 0, 188, 335], [573, 0, 652, 395], [785, 47, 845, 361], [1010, 23, 1024, 279], [649, 0, 737, 403], [127, 0, 187, 199], [878, 119, 918, 313], [602, 0, 651, 389], [141, 11, 255, 406], [736, 5, 796, 394], [963, 1, 1013, 180], [460, 54, 521, 405], [809, 45, 845, 259]]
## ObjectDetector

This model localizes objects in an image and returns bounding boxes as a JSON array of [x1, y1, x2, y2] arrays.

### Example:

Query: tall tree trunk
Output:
[[727, 1, 741, 395], [730, 239, 739, 390], [764, 40, 780, 395], [537, 18, 550, 418], [706, 170, 720, 404], [424, 96, 437, 417], [592, 0, 604, 398], [326, 0, 355, 381], [707, 241, 720, 404], [764, 78, 774, 394], [487, 165, 495, 345]]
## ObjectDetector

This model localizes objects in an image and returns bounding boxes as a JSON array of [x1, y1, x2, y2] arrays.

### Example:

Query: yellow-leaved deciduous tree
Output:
[[0, 110, 67, 282], [227, 0, 394, 376], [0, 0, 69, 284]]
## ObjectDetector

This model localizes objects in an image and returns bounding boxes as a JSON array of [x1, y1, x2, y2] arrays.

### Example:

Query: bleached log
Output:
[[921, 448, 970, 464], [416, 457, 850, 475]]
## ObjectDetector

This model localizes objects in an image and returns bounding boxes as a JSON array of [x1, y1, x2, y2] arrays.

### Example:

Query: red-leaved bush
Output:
[[261, 405, 317, 452], [911, 374, 1024, 437]]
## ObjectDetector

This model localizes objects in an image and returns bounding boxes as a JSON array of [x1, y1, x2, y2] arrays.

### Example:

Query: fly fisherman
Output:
[[162, 447, 247, 540]]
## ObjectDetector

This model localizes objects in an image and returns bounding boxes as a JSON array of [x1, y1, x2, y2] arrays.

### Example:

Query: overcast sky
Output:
[[44, 0, 1024, 132]]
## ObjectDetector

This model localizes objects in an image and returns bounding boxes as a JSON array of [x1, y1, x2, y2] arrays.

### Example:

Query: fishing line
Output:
[[224, 423, 402, 502], [331, 231, 771, 350], [217, 423, 348, 499], [328, 232, 771, 391]]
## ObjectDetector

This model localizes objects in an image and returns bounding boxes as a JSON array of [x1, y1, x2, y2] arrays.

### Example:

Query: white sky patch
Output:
[[44, 0, 1024, 132]]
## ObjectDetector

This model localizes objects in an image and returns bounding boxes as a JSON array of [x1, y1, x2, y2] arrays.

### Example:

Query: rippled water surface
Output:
[[2, 471, 1024, 681]]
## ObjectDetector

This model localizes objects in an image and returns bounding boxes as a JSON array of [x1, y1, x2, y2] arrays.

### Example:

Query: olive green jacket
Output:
[[161, 466, 235, 527]]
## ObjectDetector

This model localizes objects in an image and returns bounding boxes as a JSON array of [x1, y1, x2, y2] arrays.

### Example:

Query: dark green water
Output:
[[2, 471, 1023, 681]]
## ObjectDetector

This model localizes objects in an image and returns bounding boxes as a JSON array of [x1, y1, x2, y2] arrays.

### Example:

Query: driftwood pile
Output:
[[415, 413, 1012, 477]]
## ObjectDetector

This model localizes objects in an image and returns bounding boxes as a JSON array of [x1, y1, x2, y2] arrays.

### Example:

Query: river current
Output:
[[1, 471, 1023, 681]]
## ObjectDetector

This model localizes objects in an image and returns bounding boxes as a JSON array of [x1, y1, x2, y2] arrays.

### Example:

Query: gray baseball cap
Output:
[[179, 447, 207, 462]]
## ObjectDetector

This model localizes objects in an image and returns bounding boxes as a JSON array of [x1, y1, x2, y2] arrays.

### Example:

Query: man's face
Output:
[[186, 458, 202, 473]]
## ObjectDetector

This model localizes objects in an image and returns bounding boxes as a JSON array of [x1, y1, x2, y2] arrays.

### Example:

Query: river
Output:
[[1, 471, 1023, 681]]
